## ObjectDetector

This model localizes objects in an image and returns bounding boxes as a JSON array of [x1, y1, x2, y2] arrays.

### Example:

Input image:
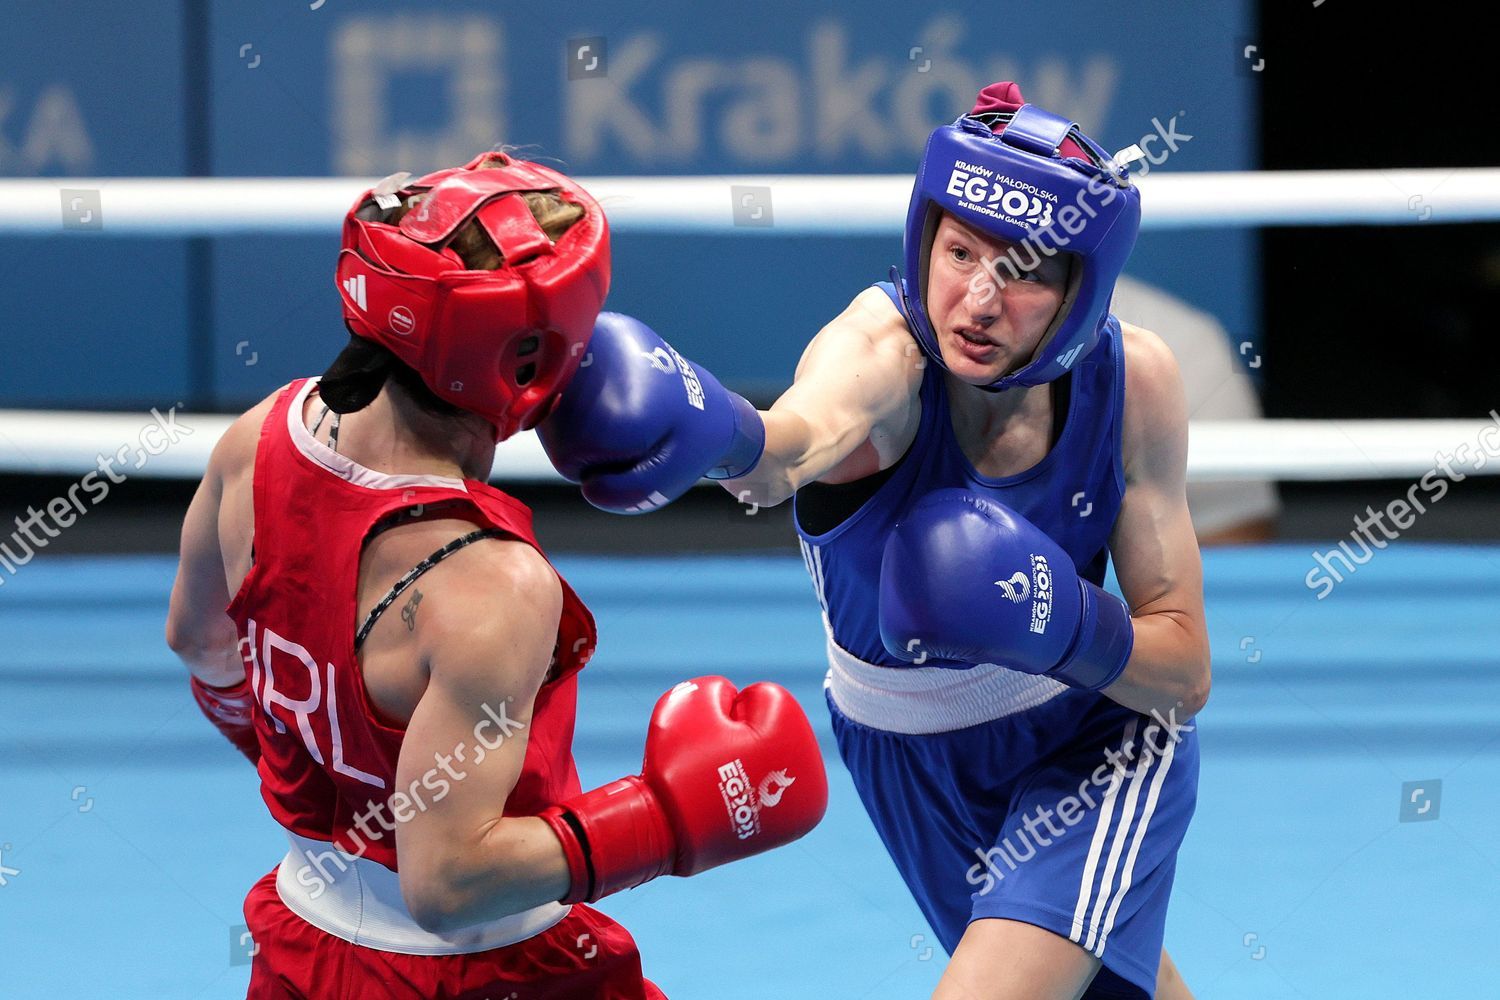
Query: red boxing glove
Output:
[[539, 676, 828, 903], [190, 675, 261, 764]]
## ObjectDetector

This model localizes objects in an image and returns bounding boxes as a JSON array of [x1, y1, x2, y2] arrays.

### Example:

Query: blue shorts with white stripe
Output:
[[829, 683, 1200, 999]]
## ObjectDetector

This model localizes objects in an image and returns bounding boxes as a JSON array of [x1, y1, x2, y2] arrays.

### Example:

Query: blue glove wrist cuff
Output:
[[706, 392, 766, 480], [1051, 579, 1134, 691]]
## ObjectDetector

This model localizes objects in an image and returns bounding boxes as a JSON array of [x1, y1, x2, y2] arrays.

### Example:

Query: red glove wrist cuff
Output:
[[189, 675, 261, 764], [540, 776, 675, 904], [538, 805, 596, 905]]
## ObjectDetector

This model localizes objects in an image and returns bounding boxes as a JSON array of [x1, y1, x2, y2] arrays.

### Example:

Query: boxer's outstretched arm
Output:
[[394, 540, 573, 932], [723, 287, 922, 508], [1104, 324, 1212, 720]]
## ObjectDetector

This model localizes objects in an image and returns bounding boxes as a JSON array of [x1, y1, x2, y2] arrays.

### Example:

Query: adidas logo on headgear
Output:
[[342, 273, 367, 310]]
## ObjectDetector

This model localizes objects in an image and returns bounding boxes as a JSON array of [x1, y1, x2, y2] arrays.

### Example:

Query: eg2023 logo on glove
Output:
[[993, 553, 1055, 636], [640, 346, 706, 411], [717, 759, 798, 840]]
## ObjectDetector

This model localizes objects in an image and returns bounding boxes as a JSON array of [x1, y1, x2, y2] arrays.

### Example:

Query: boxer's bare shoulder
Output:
[[798, 285, 923, 388], [210, 389, 282, 480], [1116, 320, 1188, 485], [209, 387, 294, 584], [750, 287, 923, 495]]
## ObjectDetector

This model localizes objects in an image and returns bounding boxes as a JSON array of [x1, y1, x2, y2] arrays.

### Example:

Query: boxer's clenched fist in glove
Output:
[[538, 312, 765, 514], [880, 489, 1135, 691], [538, 676, 827, 903]]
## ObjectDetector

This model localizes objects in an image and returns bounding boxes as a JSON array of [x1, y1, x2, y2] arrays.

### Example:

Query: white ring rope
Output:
[[0, 412, 1496, 483], [4, 168, 1498, 235], [5, 169, 1496, 484]]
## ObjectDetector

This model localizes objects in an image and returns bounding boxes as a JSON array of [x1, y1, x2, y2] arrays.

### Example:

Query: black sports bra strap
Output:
[[354, 528, 508, 651]]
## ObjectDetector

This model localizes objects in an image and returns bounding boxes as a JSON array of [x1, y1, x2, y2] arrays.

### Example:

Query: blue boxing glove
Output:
[[538, 312, 765, 514], [878, 489, 1133, 691]]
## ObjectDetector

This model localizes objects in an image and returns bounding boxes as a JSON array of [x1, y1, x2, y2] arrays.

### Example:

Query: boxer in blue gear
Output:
[[721, 81, 1208, 999]]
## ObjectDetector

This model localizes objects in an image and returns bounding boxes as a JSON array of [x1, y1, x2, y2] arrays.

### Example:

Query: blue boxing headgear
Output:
[[894, 102, 1141, 392]]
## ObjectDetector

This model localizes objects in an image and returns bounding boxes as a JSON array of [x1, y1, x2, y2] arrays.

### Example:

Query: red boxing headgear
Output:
[[336, 152, 610, 441]]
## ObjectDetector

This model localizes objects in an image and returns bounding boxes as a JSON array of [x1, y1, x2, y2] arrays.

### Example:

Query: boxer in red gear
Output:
[[165, 152, 826, 1000]]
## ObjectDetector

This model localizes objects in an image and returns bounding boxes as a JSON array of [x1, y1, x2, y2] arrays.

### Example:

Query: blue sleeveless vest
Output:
[[794, 280, 1126, 667]]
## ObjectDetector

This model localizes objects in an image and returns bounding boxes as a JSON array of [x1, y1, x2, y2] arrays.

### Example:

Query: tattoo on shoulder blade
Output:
[[401, 589, 423, 632]]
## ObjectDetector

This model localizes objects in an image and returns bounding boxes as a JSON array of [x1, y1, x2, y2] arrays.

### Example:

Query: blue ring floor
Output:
[[1, 544, 1496, 998]]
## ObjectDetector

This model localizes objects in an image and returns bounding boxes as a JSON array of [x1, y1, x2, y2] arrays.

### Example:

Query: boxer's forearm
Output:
[[167, 615, 246, 687], [1101, 610, 1210, 722], [720, 408, 813, 508], [402, 815, 572, 933]]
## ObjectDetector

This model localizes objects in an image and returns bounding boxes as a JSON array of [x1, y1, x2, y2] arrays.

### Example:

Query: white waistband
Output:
[[274, 830, 569, 955], [823, 637, 1066, 734]]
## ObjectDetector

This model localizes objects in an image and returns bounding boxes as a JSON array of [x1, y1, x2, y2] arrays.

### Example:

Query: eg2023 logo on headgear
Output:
[[945, 160, 1057, 229]]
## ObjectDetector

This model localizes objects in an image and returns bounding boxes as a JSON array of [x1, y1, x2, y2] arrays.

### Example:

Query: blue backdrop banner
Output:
[[2, 1, 1255, 409]]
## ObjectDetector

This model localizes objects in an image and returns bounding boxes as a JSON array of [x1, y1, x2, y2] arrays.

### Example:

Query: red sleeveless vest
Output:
[[225, 378, 596, 870]]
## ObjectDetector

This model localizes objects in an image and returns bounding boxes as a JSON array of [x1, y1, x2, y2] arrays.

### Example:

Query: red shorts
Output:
[[243, 868, 667, 999]]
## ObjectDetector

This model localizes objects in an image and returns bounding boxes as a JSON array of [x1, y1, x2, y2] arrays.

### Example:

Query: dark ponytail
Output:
[[319, 334, 464, 419]]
